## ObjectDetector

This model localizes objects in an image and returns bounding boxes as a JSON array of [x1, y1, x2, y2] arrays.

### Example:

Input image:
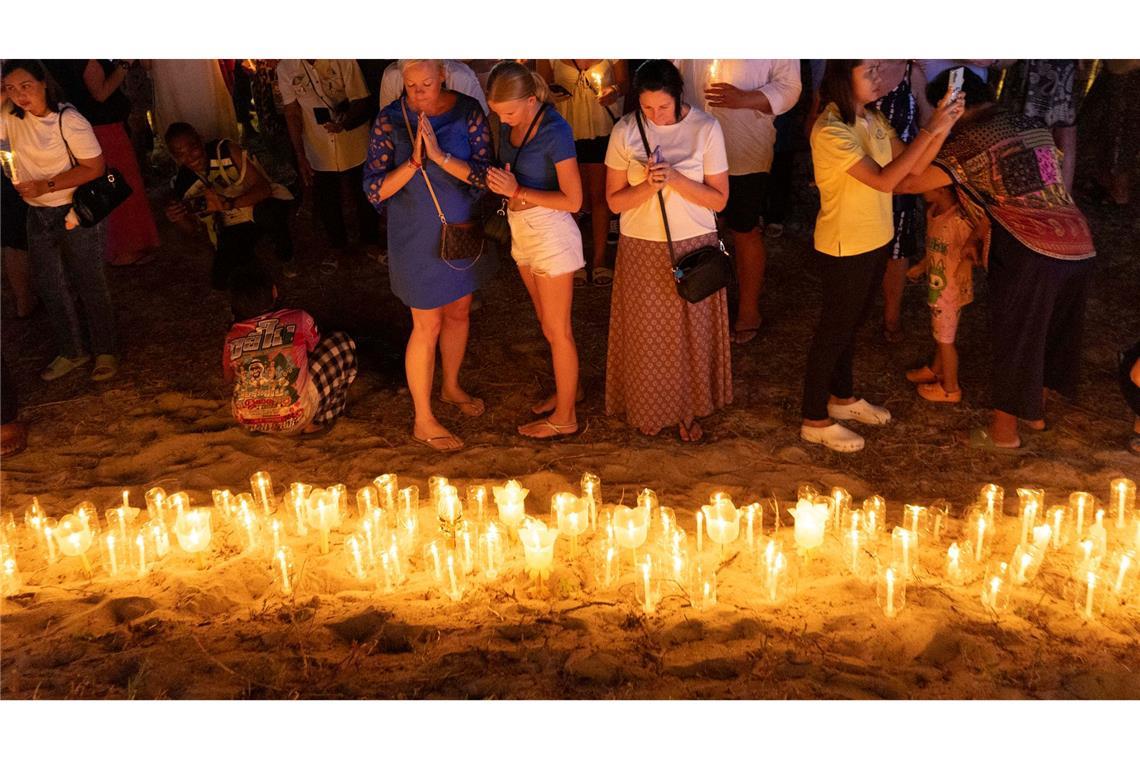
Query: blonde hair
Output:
[[398, 59, 446, 77], [487, 60, 551, 105]]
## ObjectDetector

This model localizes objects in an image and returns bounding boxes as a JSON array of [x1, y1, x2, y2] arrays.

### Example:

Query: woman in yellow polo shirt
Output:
[[800, 60, 963, 453]]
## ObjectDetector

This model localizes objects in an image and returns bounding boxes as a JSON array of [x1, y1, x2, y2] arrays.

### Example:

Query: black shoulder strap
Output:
[[633, 109, 675, 261], [57, 106, 78, 168]]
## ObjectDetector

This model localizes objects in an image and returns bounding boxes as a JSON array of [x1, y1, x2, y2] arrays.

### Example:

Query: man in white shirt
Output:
[[278, 59, 381, 271], [675, 59, 801, 344], [377, 60, 488, 113]]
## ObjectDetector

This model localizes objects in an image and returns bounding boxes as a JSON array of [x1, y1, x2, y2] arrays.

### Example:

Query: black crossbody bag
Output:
[[484, 102, 548, 247], [58, 106, 132, 227], [633, 109, 731, 304]]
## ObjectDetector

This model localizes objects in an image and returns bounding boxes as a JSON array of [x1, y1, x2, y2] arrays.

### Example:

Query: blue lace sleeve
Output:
[[465, 105, 492, 190], [363, 110, 396, 210]]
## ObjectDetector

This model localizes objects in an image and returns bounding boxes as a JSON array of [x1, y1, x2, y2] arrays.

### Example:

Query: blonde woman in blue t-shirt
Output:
[[486, 61, 585, 439]]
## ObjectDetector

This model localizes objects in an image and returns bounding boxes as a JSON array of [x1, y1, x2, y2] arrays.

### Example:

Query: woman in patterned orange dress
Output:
[[603, 60, 731, 442]]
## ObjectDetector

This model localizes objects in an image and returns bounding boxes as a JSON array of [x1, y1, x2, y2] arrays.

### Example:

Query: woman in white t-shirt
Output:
[[603, 60, 731, 443], [1, 60, 119, 382]]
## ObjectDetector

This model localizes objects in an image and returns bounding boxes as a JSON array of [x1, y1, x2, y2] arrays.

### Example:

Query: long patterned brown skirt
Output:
[[605, 232, 732, 435]]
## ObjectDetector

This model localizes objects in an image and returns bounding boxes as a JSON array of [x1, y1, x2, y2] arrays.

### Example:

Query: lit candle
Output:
[[357, 486, 379, 518], [145, 487, 168, 524], [270, 518, 284, 553], [862, 496, 885, 537], [456, 522, 478, 575], [134, 531, 148, 577], [904, 504, 926, 539], [880, 569, 898, 619], [1090, 509, 1108, 556], [974, 512, 987, 563], [0, 148, 19, 183], [930, 501, 949, 542], [554, 494, 589, 558], [518, 519, 558, 584], [24, 498, 46, 546], [437, 486, 462, 536], [830, 488, 852, 534], [306, 489, 341, 555], [103, 533, 122, 578], [1111, 478, 1135, 531], [613, 506, 649, 561], [743, 503, 760, 554], [428, 476, 449, 511], [446, 552, 462, 601], [1070, 491, 1092, 539], [1049, 506, 1067, 549], [701, 499, 740, 557], [106, 502, 139, 543], [41, 520, 59, 565], [211, 489, 236, 523], [173, 509, 213, 569], [946, 543, 963, 584], [696, 510, 704, 554], [765, 546, 788, 604], [250, 471, 274, 516], [892, 527, 914, 579], [274, 547, 295, 595], [580, 473, 601, 532], [980, 484, 1004, 522], [425, 539, 444, 582], [641, 559, 655, 614], [1082, 571, 1097, 620], [493, 480, 528, 529], [1, 555, 22, 597], [478, 522, 505, 580], [1032, 524, 1052, 551], [670, 531, 688, 582], [1111, 551, 1133, 596], [842, 528, 862, 577], [373, 474, 398, 511], [708, 59, 720, 83], [55, 513, 95, 575], [288, 483, 310, 536], [638, 488, 659, 512], [1012, 545, 1035, 585], [237, 504, 259, 553], [466, 485, 488, 524], [689, 559, 716, 611], [791, 499, 827, 555], [346, 535, 367, 581], [981, 562, 1009, 613], [169, 492, 190, 523], [1017, 488, 1043, 546], [148, 520, 171, 559], [386, 534, 404, 585]]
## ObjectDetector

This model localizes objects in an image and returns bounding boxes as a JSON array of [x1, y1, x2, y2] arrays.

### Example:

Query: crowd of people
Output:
[[1, 58, 1138, 459]]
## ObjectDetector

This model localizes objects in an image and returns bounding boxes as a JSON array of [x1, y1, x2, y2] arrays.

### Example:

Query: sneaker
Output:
[[40, 354, 91, 381], [281, 259, 300, 279], [801, 422, 865, 453], [828, 398, 892, 425], [91, 354, 119, 382]]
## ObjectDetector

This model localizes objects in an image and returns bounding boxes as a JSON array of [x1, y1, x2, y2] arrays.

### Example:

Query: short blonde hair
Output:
[[399, 59, 445, 77], [487, 60, 551, 104]]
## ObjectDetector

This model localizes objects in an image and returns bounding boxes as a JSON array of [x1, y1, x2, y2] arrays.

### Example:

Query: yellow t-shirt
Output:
[[810, 103, 897, 256]]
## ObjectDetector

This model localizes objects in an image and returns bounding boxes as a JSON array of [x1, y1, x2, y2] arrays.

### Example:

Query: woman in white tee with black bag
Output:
[[1, 60, 119, 382], [604, 60, 731, 443]]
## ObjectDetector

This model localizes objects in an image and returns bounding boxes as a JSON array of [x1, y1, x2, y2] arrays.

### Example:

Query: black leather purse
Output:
[[59, 107, 132, 227], [634, 110, 732, 304]]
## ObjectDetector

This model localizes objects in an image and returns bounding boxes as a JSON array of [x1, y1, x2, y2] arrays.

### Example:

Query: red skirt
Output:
[[94, 122, 159, 265]]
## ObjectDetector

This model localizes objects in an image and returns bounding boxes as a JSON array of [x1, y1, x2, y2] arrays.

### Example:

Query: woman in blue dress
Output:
[[364, 59, 495, 451]]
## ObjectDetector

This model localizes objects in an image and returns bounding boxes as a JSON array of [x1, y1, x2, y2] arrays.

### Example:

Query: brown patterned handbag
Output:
[[401, 98, 484, 269]]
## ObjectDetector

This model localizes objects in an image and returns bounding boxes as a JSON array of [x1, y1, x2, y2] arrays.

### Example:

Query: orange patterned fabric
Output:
[[605, 232, 733, 434]]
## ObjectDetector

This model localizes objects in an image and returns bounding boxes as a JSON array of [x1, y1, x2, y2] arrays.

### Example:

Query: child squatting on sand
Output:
[[223, 266, 358, 435]]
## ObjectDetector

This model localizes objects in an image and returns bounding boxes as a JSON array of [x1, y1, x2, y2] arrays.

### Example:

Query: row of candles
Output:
[[2, 472, 1137, 623]]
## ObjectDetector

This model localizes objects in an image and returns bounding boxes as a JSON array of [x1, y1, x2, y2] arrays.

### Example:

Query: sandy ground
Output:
[[1, 157, 1138, 699]]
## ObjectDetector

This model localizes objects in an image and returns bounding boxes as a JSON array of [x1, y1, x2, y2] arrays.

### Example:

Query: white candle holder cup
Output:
[[373, 474, 399, 512], [1109, 478, 1135, 532], [1009, 543, 1044, 586], [250, 471, 276, 516], [439, 550, 466, 601], [944, 542, 976, 586], [144, 487, 169, 525], [861, 496, 886, 538], [634, 555, 661, 614], [477, 522, 507, 581], [344, 534, 370, 582], [830, 487, 852, 534], [1107, 550, 1136, 600], [173, 509, 213, 569], [356, 486, 380, 520], [272, 546, 297, 596], [553, 495, 590, 558], [580, 473, 601, 531], [1068, 491, 1095, 540], [465, 485, 489, 525], [427, 476, 450, 510], [964, 508, 993, 564], [979, 484, 1005, 522], [758, 540, 796, 605], [455, 521, 479, 575], [891, 527, 917, 580], [1072, 570, 1106, 621], [287, 483, 312, 537], [841, 528, 873, 582], [99, 531, 130, 579]]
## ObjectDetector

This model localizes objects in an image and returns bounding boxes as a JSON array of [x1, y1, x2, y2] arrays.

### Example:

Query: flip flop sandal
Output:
[[592, 266, 614, 286], [440, 396, 485, 417], [320, 257, 339, 274], [573, 268, 588, 287], [732, 323, 761, 345], [905, 366, 938, 384], [412, 433, 464, 451], [966, 427, 1024, 455], [917, 381, 962, 403], [518, 419, 579, 439]]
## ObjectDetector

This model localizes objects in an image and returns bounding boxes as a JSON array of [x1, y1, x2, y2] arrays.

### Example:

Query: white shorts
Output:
[[507, 205, 584, 277]]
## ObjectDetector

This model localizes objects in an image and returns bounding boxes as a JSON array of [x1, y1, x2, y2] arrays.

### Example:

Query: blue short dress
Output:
[[363, 92, 497, 310]]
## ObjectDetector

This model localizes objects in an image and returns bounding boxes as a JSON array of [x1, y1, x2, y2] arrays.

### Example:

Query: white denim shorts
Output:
[[507, 205, 584, 277]]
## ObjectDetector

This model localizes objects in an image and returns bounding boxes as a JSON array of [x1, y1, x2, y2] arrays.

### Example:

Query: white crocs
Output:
[[801, 423, 865, 453], [828, 398, 892, 425]]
